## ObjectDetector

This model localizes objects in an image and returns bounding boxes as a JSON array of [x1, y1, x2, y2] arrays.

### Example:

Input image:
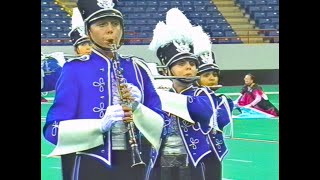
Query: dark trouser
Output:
[[149, 153, 221, 180], [61, 153, 76, 180], [70, 150, 145, 180], [197, 152, 222, 180]]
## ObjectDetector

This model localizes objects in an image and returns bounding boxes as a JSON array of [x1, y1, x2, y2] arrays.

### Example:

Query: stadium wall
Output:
[[41, 44, 279, 85]]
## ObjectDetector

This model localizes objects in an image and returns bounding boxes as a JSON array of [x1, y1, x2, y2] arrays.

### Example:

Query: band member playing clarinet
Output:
[[42, 0, 165, 179]]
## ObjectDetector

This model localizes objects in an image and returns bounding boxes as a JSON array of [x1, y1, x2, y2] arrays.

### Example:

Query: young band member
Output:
[[147, 8, 231, 180], [43, 0, 165, 179]]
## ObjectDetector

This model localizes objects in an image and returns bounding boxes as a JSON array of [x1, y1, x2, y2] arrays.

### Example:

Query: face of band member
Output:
[[244, 74, 254, 86], [169, 59, 198, 77], [200, 71, 219, 86], [76, 41, 92, 55], [88, 17, 123, 48]]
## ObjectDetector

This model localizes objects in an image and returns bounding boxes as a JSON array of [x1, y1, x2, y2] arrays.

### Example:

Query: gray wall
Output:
[[41, 44, 279, 70]]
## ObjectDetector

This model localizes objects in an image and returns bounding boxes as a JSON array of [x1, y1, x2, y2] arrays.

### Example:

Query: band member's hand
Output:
[[125, 83, 142, 103], [122, 105, 133, 123], [100, 104, 124, 133]]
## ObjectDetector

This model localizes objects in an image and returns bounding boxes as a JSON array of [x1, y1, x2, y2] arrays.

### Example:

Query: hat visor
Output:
[[198, 64, 220, 75], [74, 37, 90, 46], [85, 9, 123, 24], [167, 52, 199, 67]]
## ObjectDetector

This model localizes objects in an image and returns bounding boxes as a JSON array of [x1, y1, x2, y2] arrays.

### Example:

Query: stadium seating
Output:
[[41, 0, 279, 45]]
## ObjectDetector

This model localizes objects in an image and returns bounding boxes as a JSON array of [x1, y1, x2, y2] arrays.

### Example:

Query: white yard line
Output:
[[225, 158, 252, 163], [231, 137, 279, 144]]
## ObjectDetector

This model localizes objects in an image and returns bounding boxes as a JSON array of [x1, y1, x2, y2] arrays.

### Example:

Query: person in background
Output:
[[41, 53, 63, 102], [236, 73, 279, 117]]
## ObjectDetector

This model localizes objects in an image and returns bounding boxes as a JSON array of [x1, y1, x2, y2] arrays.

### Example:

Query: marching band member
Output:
[[68, 7, 92, 57], [43, 0, 165, 179], [192, 26, 234, 132], [147, 8, 229, 180]]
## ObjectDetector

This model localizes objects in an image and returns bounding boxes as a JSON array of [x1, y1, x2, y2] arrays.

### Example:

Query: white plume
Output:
[[149, 21, 171, 51], [166, 8, 192, 29], [70, 8, 85, 34], [192, 26, 212, 56], [149, 8, 194, 52]]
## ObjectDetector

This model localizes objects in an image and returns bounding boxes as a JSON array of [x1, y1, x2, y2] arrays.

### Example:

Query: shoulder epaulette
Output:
[[119, 54, 150, 70], [66, 55, 90, 62]]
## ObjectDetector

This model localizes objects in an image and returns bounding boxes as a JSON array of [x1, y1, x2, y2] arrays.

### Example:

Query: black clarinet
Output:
[[110, 44, 146, 168]]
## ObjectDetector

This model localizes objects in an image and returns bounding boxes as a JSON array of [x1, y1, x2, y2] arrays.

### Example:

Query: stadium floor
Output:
[[41, 85, 279, 180]]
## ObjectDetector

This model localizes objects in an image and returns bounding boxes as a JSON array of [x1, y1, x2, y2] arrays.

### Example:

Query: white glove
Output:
[[126, 83, 142, 103], [100, 104, 124, 133]]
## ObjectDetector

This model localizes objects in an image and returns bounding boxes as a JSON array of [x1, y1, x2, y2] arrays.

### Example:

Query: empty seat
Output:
[[260, 6, 274, 12], [267, 0, 278, 5], [137, 2, 147, 6], [51, 26, 63, 32], [182, 6, 193, 12], [225, 31, 237, 37], [159, 1, 170, 6], [266, 12, 278, 18], [271, 18, 279, 23], [41, 26, 51, 32], [170, 1, 181, 6], [135, 20, 147, 25], [256, 0, 267, 5], [125, 20, 135, 25], [153, 13, 165, 19], [206, 19, 218, 24], [217, 18, 227, 24], [134, 7, 144, 12], [193, 1, 204, 6], [125, 1, 135, 6], [57, 32, 69, 38], [182, 1, 192, 6], [204, 1, 213, 5], [192, 18, 205, 25], [147, 19, 158, 25], [207, 6, 218, 12], [201, 13, 213, 18], [194, 6, 206, 12], [47, 33, 58, 38], [253, 12, 266, 19], [221, 24, 233, 31], [211, 12, 222, 17], [140, 26, 153, 32], [257, 18, 271, 24], [146, 7, 157, 12], [41, 13, 49, 19], [210, 25, 222, 31], [127, 13, 140, 19], [247, 6, 261, 13], [158, 6, 169, 12], [146, 1, 157, 6], [211, 31, 224, 37], [260, 24, 276, 29], [189, 12, 201, 18]]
